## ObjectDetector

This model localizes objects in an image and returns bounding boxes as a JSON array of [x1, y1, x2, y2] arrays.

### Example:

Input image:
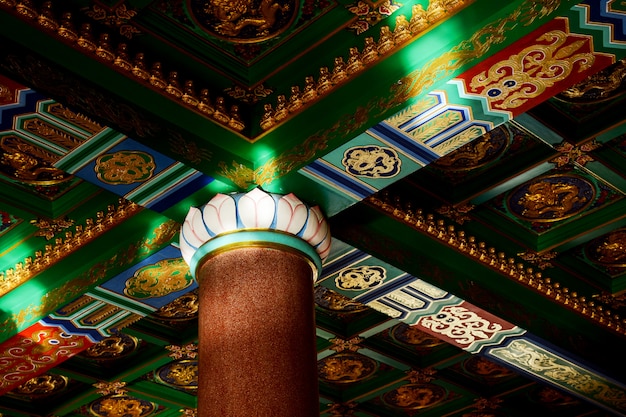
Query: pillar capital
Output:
[[179, 187, 330, 280]]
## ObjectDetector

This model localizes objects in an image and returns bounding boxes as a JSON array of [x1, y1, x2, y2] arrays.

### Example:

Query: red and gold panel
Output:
[[457, 17, 615, 116], [0, 322, 94, 395]]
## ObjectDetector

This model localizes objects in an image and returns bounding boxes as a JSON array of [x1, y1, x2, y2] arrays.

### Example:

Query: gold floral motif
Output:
[[329, 336, 363, 353], [406, 368, 437, 383], [30, 217, 75, 240], [124, 258, 192, 299], [490, 339, 626, 411], [0, 198, 141, 298], [470, 30, 595, 109], [93, 381, 127, 397], [464, 356, 514, 379], [318, 353, 377, 383], [336, 265, 387, 291], [168, 133, 213, 165], [83, 4, 141, 38], [89, 394, 156, 417], [550, 140, 600, 167], [166, 343, 198, 360], [10, 374, 68, 398], [95, 151, 156, 185]]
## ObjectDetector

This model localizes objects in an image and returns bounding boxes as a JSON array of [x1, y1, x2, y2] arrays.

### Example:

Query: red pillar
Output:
[[196, 247, 319, 417]]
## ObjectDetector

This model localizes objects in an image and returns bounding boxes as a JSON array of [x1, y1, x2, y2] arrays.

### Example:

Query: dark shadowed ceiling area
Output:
[[1, 0, 626, 416]]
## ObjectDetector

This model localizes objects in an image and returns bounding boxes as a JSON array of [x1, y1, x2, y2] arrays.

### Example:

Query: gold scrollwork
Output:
[[470, 30, 595, 109], [95, 151, 156, 185], [314, 286, 368, 313], [124, 258, 193, 299], [336, 265, 387, 291], [153, 290, 199, 321], [491, 340, 626, 410]]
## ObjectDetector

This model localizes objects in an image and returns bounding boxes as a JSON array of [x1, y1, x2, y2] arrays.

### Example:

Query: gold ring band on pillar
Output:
[[188, 229, 323, 282]]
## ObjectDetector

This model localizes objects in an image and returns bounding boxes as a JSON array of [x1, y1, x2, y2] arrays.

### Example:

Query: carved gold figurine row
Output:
[[0, 198, 140, 297], [260, 0, 467, 131], [0, 0, 245, 132], [367, 193, 626, 336]]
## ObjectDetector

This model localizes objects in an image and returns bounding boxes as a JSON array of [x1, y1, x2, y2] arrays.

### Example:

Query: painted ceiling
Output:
[[1, 0, 626, 416]]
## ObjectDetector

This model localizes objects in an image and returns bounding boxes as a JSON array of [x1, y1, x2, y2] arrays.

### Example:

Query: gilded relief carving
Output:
[[335, 265, 386, 291], [586, 229, 626, 267], [30, 217, 75, 240], [95, 151, 156, 185], [84, 3, 140, 38], [154, 290, 199, 321], [81, 334, 139, 361], [383, 383, 447, 409], [47, 103, 102, 135], [470, 30, 595, 109], [124, 258, 193, 299], [22, 118, 84, 150], [89, 395, 156, 417], [342, 145, 401, 178], [314, 286, 368, 313], [390, 323, 445, 348], [558, 58, 626, 103], [433, 128, 508, 170], [156, 360, 198, 390], [463, 356, 514, 379], [508, 175, 595, 222], [318, 353, 377, 383], [189, 0, 298, 42], [0, 136, 70, 185], [10, 374, 68, 398]]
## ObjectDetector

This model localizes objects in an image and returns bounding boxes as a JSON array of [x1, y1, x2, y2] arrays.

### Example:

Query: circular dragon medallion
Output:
[[95, 151, 156, 185], [89, 394, 156, 417], [155, 359, 198, 391], [383, 383, 447, 410], [124, 258, 193, 299], [432, 126, 509, 171], [342, 145, 401, 178], [390, 323, 445, 348], [10, 374, 68, 398], [153, 290, 199, 321], [335, 265, 386, 291], [314, 286, 368, 313], [318, 353, 377, 384], [585, 229, 626, 267], [507, 174, 595, 222], [80, 334, 139, 361], [463, 356, 514, 379], [188, 0, 299, 43]]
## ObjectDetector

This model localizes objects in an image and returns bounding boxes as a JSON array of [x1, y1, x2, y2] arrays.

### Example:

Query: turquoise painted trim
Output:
[[189, 230, 322, 280]]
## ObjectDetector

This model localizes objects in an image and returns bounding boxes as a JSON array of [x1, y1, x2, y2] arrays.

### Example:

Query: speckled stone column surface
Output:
[[197, 247, 319, 417]]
